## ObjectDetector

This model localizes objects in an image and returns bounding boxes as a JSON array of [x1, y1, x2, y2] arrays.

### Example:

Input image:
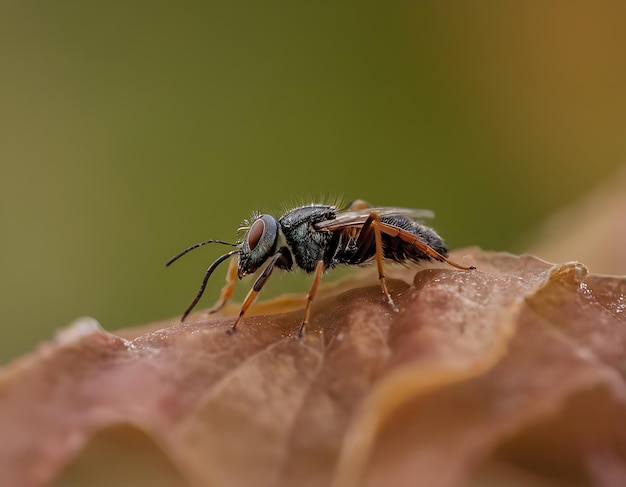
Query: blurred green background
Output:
[[2, 1, 625, 364]]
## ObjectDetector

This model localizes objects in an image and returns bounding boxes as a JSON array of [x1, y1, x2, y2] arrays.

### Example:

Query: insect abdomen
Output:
[[381, 215, 448, 262]]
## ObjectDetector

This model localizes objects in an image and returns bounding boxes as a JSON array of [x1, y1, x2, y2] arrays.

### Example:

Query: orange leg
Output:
[[227, 252, 283, 334], [367, 212, 399, 312], [297, 260, 325, 338], [208, 253, 238, 313], [227, 286, 258, 335]]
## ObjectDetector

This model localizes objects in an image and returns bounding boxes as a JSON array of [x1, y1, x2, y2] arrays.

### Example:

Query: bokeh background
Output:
[[2, 1, 625, 364]]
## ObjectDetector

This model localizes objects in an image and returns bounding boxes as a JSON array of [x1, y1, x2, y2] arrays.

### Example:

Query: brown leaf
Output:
[[1, 250, 625, 487]]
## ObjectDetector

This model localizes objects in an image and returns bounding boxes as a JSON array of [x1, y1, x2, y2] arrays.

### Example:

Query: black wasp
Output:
[[166, 200, 475, 337]]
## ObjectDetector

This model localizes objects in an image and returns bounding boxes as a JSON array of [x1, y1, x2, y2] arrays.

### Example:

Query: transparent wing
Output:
[[314, 207, 435, 231]]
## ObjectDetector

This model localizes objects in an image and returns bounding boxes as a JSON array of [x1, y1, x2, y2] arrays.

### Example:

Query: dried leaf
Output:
[[1, 249, 625, 487]]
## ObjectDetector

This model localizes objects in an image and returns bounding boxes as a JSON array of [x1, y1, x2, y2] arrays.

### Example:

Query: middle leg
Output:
[[297, 260, 325, 338]]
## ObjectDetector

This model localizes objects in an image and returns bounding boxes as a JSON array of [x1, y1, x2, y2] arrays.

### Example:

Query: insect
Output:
[[166, 200, 475, 337]]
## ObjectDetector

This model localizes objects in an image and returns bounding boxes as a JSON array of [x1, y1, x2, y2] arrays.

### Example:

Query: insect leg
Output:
[[227, 251, 283, 335], [377, 223, 476, 271], [208, 253, 238, 314], [297, 260, 325, 339], [367, 212, 400, 312]]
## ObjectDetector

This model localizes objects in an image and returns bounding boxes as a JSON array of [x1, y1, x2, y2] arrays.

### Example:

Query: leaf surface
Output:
[[1, 250, 625, 487]]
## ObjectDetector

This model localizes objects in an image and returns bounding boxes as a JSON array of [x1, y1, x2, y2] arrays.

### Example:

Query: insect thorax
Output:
[[278, 205, 336, 272]]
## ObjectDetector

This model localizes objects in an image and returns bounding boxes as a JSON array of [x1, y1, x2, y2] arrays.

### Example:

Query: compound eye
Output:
[[247, 218, 265, 251]]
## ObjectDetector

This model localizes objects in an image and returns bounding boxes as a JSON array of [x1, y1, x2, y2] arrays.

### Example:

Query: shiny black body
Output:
[[278, 205, 338, 271], [277, 204, 448, 273]]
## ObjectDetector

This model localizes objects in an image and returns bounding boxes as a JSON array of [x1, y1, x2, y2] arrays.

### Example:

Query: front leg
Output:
[[227, 251, 284, 335]]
